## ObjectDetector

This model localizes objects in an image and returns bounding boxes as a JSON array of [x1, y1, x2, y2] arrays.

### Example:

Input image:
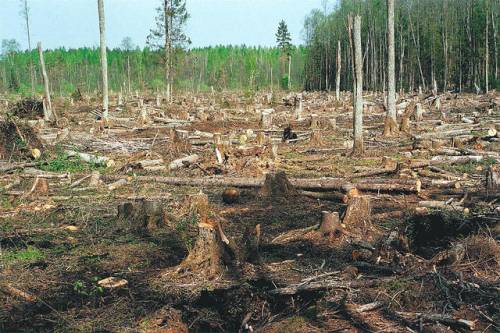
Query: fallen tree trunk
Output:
[[103, 175, 421, 193]]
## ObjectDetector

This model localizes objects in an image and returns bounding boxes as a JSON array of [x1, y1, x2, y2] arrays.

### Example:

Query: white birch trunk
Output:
[[97, 0, 109, 120], [353, 15, 364, 155], [37, 42, 52, 121]]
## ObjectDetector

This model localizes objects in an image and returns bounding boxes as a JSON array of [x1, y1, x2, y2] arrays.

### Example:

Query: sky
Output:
[[0, 0, 327, 51]]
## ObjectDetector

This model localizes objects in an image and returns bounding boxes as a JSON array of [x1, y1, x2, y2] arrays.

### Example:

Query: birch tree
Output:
[[37, 42, 52, 121], [97, 0, 109, 120], [385, 0, 397, 136], [353, 15, 364, 155]]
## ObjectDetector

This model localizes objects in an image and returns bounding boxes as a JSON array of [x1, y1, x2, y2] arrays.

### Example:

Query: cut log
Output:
[[169, 154, 199, 170], [65, 150, 115, 168], [105, 174, 420, 193], [108, 178, 127, 191]]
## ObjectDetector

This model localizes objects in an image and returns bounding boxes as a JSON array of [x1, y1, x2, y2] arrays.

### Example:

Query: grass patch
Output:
[[39, 147, 105, 173], [442, 156, 497, 174], [1, 246, 44, 263]]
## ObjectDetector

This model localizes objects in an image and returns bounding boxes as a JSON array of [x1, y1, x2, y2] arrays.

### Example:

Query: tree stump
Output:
[[486, 165, 499, 191], [259, 171, 298, 199], [256, 132, 266, 145], [175, 222, 227, 278], [382, 116, 399, 136], [310, 114, 319, 129], [310, 129, 324, 146], [260, 110, 273, 129], [117, 198, 165, 233], [320, 211, 342, 239], [342, 196, 372, 231], [415, 103, 423, 121]]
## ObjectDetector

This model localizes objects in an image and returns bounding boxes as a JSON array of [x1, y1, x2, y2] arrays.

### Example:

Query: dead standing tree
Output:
[[37, 42, 53, 122], [21, 0, 35, 95], [97, 0, 109, 121], [384, 0, 398, 137], [352, 15, 364, 155]]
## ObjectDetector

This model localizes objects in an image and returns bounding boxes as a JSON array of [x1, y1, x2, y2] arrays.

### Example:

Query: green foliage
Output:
[[40, 147, 104, 173], [276, 20, 292, 55], [304, 0, 496, 92], [442, 156, 497, 175], [73, 276, 104, 297], [281, 75, 289, 90], [0, 45, 307, 95], [2, 246, 44, 263]]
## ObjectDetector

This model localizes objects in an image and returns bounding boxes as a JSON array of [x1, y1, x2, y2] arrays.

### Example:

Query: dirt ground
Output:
[[0, 90, 499, 332]]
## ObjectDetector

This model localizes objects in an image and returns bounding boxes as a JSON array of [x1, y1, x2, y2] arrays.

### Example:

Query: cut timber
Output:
[[105, 175, 421, 193], [259, 171, 299, 198], [65, 150, 115, 168], [342, 196, 371, 230], [23, 176, 49, 197], [486, 165, 499, 191], [169, 154, 199, 170], [108, 178, 127, 191]]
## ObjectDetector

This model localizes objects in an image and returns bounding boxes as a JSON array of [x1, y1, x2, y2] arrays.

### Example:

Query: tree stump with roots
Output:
[[172, 192, 237, 279]]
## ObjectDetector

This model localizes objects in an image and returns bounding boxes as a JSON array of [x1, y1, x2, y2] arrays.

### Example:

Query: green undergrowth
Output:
[[442, 156, 497, 175], [1, 246, 44, 264]]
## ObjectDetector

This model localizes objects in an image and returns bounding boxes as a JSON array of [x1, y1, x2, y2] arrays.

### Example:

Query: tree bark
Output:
[[37, 42, 52, 121], [386, 0, 396, 123], [97, 0, 109, 120], [485, 2, 489, 94], [288, 54, 292, 90], [336, 40, 341, 101], [353, 15, 364, 155], [22, 0, 35, 96]]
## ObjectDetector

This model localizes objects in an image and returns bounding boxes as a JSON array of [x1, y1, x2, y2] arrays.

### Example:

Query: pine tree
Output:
[[276, 20, 292, 89], [147, 0, 190, 101]]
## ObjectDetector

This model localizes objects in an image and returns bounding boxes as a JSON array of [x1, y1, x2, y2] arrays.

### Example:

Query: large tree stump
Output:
[[174, 192, 235, 279], [175, 222, 226, 278], [117, 198, 164, 232], [342, 196, 372, 231], [259, 171, 298, 199]]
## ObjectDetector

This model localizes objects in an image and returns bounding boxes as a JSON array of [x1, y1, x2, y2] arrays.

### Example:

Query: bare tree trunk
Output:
[[22, 0, 35, 96], [353, 15, 364, 155], [288, 54, 292, 90], [386, 0, 396, 126], [164, 0, 171, 102], [493, 10, 498, 81], [37, 42, 52, 121], [127, 55, 131, 95], [336, 40, 341, 101], [485, 2, 489, 94], [97, 0, 109, 120]]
